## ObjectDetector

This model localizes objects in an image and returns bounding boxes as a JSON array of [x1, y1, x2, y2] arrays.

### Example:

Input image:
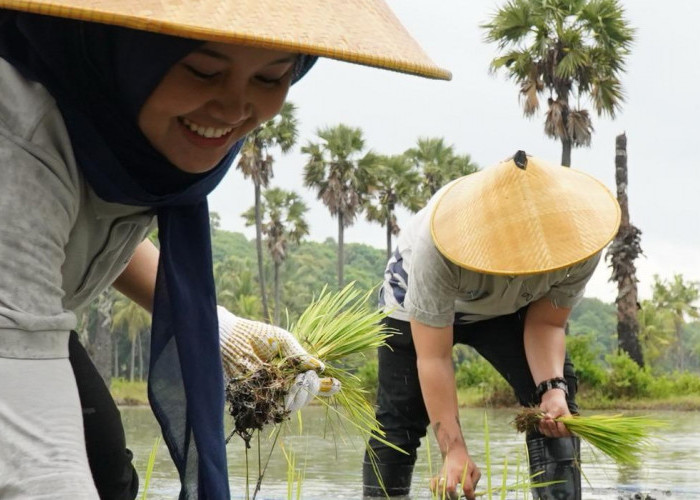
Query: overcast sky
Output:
[[209, 0, 700, 303]]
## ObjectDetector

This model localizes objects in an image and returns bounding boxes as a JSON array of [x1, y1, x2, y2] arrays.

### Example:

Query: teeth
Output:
[[182, 118, 233, 139]]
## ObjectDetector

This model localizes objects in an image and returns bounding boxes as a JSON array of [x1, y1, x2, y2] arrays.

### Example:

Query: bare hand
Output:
[[430, 448, 481, 500], [538, 389, 572, 437]]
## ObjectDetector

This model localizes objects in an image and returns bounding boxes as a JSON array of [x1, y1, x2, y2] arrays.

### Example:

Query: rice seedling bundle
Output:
[[513, 408, 667, 467], [225, 282, 393, 446]]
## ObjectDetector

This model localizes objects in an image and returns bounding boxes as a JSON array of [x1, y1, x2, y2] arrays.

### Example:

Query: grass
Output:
[[110, 377, 148, 405], [427, 413, 560, 499]]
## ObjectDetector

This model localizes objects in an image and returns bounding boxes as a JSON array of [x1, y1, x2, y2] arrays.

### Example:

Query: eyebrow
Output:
[[192, 47, 297, 66]]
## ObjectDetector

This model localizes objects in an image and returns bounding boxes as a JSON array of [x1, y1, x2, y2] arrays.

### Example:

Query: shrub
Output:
[[455, 357, 502, 388], [455, 357, 517, 407], [567, 333, 606, 389], [602, 353, 654, 399]]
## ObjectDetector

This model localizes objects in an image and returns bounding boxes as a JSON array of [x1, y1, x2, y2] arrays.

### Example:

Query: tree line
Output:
[[79, 228, 699, 386]]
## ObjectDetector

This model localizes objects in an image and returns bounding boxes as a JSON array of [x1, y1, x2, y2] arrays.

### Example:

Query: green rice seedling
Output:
[[280, 443, 305, 500], [427, 412, 556, 499], [140, 436, 161, 500], [513, 408, 668, 467]]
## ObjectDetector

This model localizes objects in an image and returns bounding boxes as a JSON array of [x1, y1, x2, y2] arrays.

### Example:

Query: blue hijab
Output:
[[0, 11, 315, 499]]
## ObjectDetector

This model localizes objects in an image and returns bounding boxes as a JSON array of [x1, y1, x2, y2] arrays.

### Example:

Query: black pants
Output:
[[69, 331, 139, 500], [364, 311, 578, 470]]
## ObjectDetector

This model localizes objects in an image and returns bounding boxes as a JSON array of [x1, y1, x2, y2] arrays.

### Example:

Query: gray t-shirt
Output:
[[379, 182, 600, 328]]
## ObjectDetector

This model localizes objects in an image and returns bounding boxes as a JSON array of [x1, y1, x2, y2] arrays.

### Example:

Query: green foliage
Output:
[[566, 333, 606, 388], [355, 358, 379, 402], [455, 356, 502, 388], [212, 229, 386, 324], [602, 352, 654, 399], [569, 297, 617, 354], [455, 357, 516, 406]]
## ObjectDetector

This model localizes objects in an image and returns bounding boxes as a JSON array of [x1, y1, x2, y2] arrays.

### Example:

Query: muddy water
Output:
[[122, 406, 700, 499]]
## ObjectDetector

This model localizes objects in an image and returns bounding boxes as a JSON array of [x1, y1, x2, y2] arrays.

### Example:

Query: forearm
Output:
[[417, 356, 466, 457], [410, 320, 466, 457], [523, 297, 571, 385], [523, 321, 566, 385], [112, 239, 159, 313]]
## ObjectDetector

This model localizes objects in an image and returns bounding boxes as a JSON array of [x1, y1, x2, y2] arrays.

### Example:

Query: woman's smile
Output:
[[138, 43, 295, 173], [180, 117, 235, 140]]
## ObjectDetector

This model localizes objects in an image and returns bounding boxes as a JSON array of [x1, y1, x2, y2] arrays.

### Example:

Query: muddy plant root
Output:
[[225, 366, 291, 448]]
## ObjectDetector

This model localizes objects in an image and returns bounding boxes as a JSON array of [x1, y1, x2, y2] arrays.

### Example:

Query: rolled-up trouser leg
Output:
[[526, 435, 581, 500], [363, 318, 428, 497]]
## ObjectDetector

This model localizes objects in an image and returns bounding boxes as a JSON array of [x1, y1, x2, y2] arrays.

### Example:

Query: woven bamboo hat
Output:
[[0, 0, 451, 80], [430, 151, 621, 275]]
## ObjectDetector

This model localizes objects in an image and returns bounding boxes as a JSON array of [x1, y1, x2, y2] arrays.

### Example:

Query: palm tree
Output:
[[637, 300, 674, 367], [606, 133, 644, 366], [405, 137, 478, 202], [214, 256, 263, 320], [302, 124, 376, 288], [244, 188, 309, 324], [111, 294, 151, 381], [363, 154, 423, 259], [483, 0, 634, 166], [651, 274, 700, 371], [237, 101, 298, 322]]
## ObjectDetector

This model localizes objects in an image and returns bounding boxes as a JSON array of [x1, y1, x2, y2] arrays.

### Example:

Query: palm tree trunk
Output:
[[129, 335, 136, 382], [137, 331, 143, 381], [254, 182, 270, 322], [609, 133, 644, 367], [386, 219, 392, 262], [273, 261, 281, 325], [561, 137, 572, 167], [113, 334, 119, 378], [337, 213, 344, 288]]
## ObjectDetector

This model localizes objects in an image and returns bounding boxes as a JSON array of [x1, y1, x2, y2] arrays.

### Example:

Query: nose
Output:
[[208, 78, 252, 124]]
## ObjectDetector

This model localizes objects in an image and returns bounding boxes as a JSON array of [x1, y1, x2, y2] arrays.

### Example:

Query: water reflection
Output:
[[121, 406, 700, 499]]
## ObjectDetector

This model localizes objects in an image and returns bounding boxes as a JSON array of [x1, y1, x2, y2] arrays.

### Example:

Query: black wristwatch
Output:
[[535, 377, 569, 400]]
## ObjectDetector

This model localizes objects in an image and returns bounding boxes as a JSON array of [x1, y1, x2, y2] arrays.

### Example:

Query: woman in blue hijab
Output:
[[0, 0, 450, 498]]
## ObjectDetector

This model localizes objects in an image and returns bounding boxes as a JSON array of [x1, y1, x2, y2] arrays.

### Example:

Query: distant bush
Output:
[[567, 333, 606, 389], [602, 353, 654, 399], [647, 371, 700, 398], [455, 357, 501, 388], [455, 357, 516, 406]]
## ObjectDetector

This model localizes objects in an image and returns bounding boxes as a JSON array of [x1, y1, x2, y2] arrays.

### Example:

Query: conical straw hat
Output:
[[430, 151, 621, 275], [0, 0, 451, 80]]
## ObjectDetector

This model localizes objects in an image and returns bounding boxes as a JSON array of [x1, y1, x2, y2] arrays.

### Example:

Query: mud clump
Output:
[[225, 366, 290, 448]]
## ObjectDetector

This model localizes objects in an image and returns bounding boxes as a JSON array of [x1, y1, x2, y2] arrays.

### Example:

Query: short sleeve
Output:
[[404, 234, 460, 327], [545, 252, 602, 309]]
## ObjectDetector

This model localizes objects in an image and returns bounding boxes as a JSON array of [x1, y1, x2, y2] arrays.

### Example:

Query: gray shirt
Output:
[[379, 181, 600, 328], [0, 58, 155, 359]]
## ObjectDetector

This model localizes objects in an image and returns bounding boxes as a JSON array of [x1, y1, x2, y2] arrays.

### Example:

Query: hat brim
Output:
[[0, 0, 452, 80]]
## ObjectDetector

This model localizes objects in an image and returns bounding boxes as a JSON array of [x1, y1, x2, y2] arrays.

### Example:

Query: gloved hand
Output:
[[217, 306, 340, 412]]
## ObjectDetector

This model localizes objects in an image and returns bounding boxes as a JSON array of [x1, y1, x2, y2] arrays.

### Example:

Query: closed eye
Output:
[[255, 69, 293, 87], [183, 64, 220, 80]]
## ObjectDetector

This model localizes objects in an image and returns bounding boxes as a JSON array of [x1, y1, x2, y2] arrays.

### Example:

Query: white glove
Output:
[[218, 306, 340, 411]]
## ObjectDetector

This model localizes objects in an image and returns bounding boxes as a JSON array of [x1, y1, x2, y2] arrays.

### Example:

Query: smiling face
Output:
[[138, 43, 297, 173]]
